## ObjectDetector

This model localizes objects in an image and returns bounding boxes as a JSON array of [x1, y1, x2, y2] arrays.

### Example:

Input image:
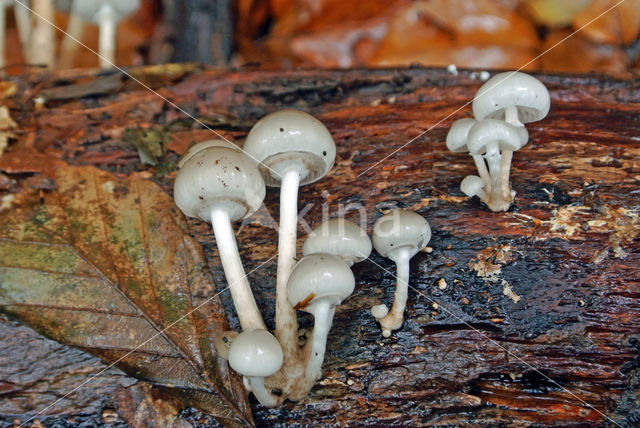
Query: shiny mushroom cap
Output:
[[446, 118, 477, 153], [466, 119, 523, 156], [72, 0, 141, 22], [287, 253, 355, 312], [460, 175, 485, 198], [302, 218, 372, 265], [473, 71, 550, 124], [228, 329, 283, 377], [243, 109, 336, 187], [372, 210, 431, 261], [174, 146, 265, 222], [177, 139, 241, 170]]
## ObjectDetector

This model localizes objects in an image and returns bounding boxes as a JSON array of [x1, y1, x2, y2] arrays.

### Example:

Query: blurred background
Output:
[[1, 0, 639, 74]]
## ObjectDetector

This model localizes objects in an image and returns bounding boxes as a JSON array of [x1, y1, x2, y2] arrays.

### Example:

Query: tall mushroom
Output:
[[228, 329, 283, 407], [446, 117, 491, 192], [70, 0, 140, 68], [371, 210, 431, 337], [467, 119, 526, 212], [473, 71, 549, 200], [243, 109, 336, 364], [286, 253, 355, 397], [173, 140, 267, 332], [302, 218, 371, 267]]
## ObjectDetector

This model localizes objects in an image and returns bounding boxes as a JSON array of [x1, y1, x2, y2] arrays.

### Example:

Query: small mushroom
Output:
[[372, 210, 431, 337], [286, 253, 355, 395], [446, 118, 491, 191], [228, 329, 283, 407], [460, 175, 486, 200], [244, 109, 336, 360], [70, 0, 141, 68], [302, 218, 372, 266], [467, 119, 525, 212], [473, 71, 549, 199], [174, 143, 267, 331]]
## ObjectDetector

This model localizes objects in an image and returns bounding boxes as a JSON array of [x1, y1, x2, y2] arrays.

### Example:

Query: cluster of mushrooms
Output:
[[173, 110, 431, 406], [172, 71, 552, 407], [447, 71, 551, 212]]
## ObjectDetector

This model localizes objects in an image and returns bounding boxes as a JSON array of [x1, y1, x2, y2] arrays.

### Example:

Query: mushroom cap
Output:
[[472, 71, 550, 124], [467, 119, 523, 155], [372, 210, 431, 261], [460, 175, 485, 197], [177, 139, 241, 170], [287, 253, 355, 312], [446, 118, 477, 153], [228, 329, 283, 377], [302, 218, 372, 265], [72, 0, 141, 22], [174, 146, 265, 222], [243, 109, 336, 187]]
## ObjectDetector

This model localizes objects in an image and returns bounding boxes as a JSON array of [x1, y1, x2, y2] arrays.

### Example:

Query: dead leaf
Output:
[[125, 127, 169, 166], [540, 31, 628, 73], [0, 81, 18, 100], [0, 166, 252, 426], [39, 73, 125, 101], [113, 383, 193, 428]]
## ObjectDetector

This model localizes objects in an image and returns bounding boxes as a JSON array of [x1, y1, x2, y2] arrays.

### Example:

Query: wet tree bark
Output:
[[0, 66, 639, 427]]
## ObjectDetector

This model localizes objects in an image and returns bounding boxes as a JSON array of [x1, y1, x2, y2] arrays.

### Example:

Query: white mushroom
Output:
[[29, 0, 55, 67], [286, 253, 354, 395], [302, 218, 371, 266], [70, 0, 140, 68], [244, 109, 336, 361], [446, 118, 491, 191], [460, 175, 486, 200], [372, 210, 431, 337], [174, 142, 267, 332], [228, 329, 283, 407], [467, 119, 525, 212], [473, 71, 549, 199]]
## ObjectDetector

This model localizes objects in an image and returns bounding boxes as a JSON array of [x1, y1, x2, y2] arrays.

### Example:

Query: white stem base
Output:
[[211, 208, 265, 332], [376, 248, 411, 337], [97, 4, 116, 68], [247, 376, 279, 407]]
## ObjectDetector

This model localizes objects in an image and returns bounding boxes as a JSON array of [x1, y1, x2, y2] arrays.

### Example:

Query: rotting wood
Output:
[[0, 65, 639, 427]]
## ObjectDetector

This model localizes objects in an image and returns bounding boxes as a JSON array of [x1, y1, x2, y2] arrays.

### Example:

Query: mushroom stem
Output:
[[303, 301, 335, 387], [14, 2, 32, 50], [471, 154, 491, 192], [60, 9, 85, 69], [500, 150, 514, 200], [96, 3, 116, 68], [211, 208, 266, 332], [275, 168, 302, 360], [30, 0, 55, 67], [377, 247, 411, 338], [247, 376, 279, 407], [504, 105, 523, 128]]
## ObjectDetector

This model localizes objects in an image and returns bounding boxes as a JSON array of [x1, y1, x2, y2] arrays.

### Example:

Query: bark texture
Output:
[[0, 66, 639, 427]]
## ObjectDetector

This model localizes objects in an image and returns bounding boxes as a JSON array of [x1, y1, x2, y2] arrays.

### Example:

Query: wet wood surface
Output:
[[0, 66, 639, 427]]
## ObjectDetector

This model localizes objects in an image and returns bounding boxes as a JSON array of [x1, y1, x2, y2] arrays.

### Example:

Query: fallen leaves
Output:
[[0, 166, 252, 426], [0, 106, 16, 157]]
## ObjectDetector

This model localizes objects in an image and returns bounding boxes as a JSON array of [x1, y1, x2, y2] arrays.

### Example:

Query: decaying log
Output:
[[0, 66, 639, 427]]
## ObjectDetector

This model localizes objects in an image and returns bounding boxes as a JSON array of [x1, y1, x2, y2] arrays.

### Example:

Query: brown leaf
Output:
[[574, 0, 640, 45], [0, 166, 252, 426], [540, 31, 628, 73], [113, 383, 193, 428]]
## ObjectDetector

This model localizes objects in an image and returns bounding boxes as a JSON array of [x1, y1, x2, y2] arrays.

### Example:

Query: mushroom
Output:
[[302, 218, 372, 266], [286, 253, 355, 395], [473, 71, 549, 199], [29, 0, 55, 67], [467, 119, 526, 212], [372, 210, 431, 337], [460, 175, 486, 200], [244, 109, 336, 361], [70, 0, 140, 68], [173, 142, 267, 331], [228, 329, 283, 407], [446, 118, 491, 191]]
